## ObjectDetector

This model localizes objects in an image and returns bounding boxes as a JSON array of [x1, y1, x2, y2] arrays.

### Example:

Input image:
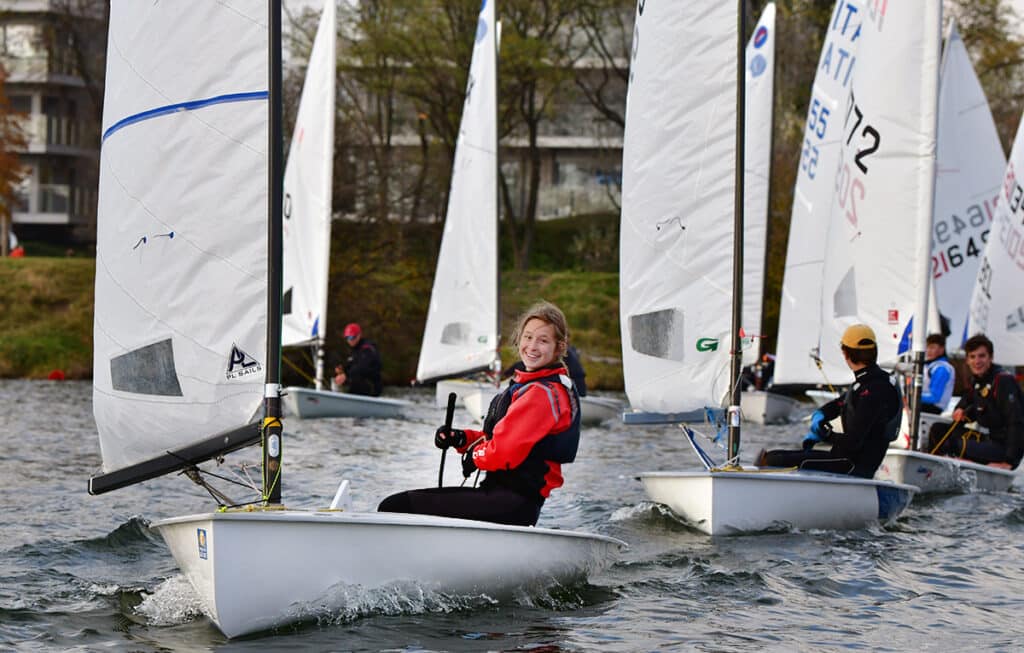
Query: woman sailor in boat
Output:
[[378, 301, 581, 526]]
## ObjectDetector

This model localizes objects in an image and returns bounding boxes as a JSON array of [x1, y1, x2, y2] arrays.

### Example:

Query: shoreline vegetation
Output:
[[0, 214, 633, 390]]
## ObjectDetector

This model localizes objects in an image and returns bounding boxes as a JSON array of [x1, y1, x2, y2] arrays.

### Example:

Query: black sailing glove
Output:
[[434, 426, 466, 450]]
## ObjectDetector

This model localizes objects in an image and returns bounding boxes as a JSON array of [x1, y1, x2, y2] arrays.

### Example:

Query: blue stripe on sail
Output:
[[102, 91, 268, 143]]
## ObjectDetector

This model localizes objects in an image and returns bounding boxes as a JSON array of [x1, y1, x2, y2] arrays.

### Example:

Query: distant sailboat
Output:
[[875, 21, 1016, 494], [280, 0, 408, 419], [931, 24, 1006, 352], [416, 0, 502, 412], [734, 4, 803, 425], [88, 1, 623, 638], [774, 0, 863, 394], [418, 3, 622, 426], [625, 1, 916, 536]]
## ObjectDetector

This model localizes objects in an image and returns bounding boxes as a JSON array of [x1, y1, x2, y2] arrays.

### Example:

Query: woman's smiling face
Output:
[[519, 318, 561, 371]]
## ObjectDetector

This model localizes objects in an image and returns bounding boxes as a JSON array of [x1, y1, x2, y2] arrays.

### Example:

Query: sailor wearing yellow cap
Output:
[[757, 324, 901, 477]]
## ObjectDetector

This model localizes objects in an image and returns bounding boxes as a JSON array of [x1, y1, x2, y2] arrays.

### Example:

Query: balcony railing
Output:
[[16, 114, 94, 151]]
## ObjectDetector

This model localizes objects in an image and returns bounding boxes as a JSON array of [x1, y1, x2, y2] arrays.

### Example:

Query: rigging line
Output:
[[166, 452, 259, 492], [282, 353, 316, 384], [183, 467, 237, 506]]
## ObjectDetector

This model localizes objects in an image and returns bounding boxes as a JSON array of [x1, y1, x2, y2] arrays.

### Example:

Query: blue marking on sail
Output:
[[897, 317, 913, 355], [102, 91, 268, 143], [311, 316, 320, 338]]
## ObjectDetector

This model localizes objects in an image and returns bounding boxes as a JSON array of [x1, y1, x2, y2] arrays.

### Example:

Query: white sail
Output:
[[966, 110, 1024, 364], [742, 2, 776, 367], [774, 0, 862, 385], [281, 0, 336, 352], [820, 2, 941, 367], [619, 2, 736, 414], [93, 3, 268, 473], [416, 0, 499, 382], [933, 22, 1006, 350]]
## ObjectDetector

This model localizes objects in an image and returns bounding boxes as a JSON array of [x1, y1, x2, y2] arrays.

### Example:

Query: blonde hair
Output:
[[512, 300, 569, 360]]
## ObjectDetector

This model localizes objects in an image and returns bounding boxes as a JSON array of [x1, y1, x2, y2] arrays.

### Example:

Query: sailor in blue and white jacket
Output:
[[920, 333, 955, 414]]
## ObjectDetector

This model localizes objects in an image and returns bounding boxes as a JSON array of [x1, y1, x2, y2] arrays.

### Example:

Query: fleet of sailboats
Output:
[[78, 0, 1024, 638], [625, 1, 916, 536], [875, 19, 1019, 494], [88, 0, 623, 638]]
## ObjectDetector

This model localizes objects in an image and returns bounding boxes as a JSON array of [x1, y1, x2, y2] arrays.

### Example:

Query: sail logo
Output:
[[197, 528, 208, 560], [696, 338, 719, 352], [750, 54, 767, 78], [887, 309, 899, 325], [226, 343, 263, 381], [753, 26, 769, 49]]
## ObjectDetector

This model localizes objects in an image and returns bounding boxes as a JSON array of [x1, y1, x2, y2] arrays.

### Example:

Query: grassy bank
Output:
[[0, 216, 625, 388], [0, 257, 95, 378]]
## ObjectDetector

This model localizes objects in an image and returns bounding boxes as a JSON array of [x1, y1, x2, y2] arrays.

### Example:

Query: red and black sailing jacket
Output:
[[458, 365, 581, 501]]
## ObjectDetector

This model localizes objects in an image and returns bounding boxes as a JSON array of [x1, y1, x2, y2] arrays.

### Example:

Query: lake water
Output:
[[2, 378, 1023, 651]]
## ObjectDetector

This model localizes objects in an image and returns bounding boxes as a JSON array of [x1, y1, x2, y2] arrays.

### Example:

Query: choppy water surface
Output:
[[2, 379, 1023, 651]]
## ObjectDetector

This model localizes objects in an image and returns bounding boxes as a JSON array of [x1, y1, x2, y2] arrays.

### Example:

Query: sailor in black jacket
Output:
[[927, 333, 1024, 468], [760, 324, 901, 478], [333, 322, 382, 397]]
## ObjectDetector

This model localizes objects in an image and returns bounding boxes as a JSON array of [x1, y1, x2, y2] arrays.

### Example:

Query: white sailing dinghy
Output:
[[417, 4, 621, 427], [279, 0, 407, 420], [774, 0, 865, 403], [416, 0, 502, 415], [875, 21, 1016, 494], [624, 1, 915, 536], [88, 1, 623, 639], [732, 4, 803, 425]]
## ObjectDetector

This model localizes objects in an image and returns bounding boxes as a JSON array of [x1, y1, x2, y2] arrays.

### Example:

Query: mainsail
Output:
[[966, 110, 1024, 365], [416, 0, 499, 383], [619, 2, 736, 415], [774, 0, 862, 385], [819, 2, 941, 367], [281, 0, 337, 366], [933, 22, 1006, 350], [741, 2, 776, 367], [92, 4, 268, 481]]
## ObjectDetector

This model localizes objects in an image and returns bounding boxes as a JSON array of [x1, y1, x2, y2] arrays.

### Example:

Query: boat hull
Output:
[[639, 470, 917, 536], [434, 379, 497, 408], [876, 448, 1017, 494], [463, 387, 621, 427], [740, 390, 804, 424], [282, 387, 408, 419], [151, 510, 625, 638]]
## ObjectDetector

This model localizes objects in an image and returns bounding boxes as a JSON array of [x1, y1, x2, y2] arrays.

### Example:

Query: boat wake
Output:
[[135, 575, 209, 626]]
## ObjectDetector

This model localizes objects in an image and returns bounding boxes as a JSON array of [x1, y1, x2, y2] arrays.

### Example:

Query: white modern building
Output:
[[0, 0, 105, 244]]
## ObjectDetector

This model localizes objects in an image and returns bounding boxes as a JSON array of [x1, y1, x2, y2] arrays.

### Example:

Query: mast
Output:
[[264, 0, 285, 504], [492, 13, 502, 384], [727, 0, 746, 462], [908, 4, 942, 450]]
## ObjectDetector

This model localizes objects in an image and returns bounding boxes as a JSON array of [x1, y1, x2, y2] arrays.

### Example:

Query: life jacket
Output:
[[479, 371, 581, 498], [922, 355, 955, 409], [963, 369, 1019, 441], [841, 365, 902, 443]]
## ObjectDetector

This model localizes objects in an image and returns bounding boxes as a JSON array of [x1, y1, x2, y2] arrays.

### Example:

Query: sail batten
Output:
[[93, 3, 269, 478]]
